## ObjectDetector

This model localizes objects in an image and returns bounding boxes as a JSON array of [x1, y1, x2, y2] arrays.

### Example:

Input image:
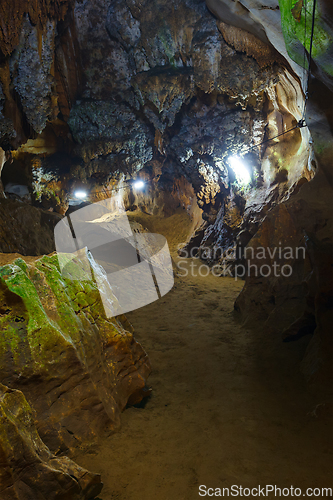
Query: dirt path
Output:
[[74, 258, 332, 499]]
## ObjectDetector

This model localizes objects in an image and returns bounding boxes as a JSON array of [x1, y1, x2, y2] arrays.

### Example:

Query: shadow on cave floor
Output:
[[73, 257, 333, 500]]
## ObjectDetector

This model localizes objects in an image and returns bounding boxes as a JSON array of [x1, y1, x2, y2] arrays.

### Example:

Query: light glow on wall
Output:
[[133, 180, 145, 190], [228, 156, 251, 185], [74, 190, 87, 199]]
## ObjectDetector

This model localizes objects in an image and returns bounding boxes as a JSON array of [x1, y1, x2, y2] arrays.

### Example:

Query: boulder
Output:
[[0, 250, 151, 453]]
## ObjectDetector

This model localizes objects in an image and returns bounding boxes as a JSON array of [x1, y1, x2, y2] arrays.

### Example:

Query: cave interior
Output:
[[0, 0, 332, 498]]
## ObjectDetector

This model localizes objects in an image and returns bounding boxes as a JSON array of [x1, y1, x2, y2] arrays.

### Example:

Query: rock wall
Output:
[[234, 79, 333, 391], [0, 199, 60, 255], [207, 1, 333, 390]]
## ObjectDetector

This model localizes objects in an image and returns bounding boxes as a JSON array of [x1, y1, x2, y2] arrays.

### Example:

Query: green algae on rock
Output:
[[279, 0, 333, 89], [0, 250, 151, 453]]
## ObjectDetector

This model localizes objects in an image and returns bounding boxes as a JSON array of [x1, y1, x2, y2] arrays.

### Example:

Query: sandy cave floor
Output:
[[73, 256, 333, 500]]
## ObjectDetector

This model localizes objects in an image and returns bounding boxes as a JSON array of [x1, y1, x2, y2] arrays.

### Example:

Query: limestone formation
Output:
[[0, 0, 310, 220], [10, 16, 56, 134]]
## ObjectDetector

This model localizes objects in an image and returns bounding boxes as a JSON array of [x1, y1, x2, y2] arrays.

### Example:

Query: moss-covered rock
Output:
[[0, 250, 151, 453], [279, 0, 333, 90]]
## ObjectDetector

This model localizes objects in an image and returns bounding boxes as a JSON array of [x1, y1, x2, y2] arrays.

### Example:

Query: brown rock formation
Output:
[[0, 0, 73, 57], [0, 199, 61, 254], [0, 383, 102, 500], [235, 171, 333, 390], [0, 251, 151, 452], [234, 77, 333, 390], [216, 20, 282, 68]]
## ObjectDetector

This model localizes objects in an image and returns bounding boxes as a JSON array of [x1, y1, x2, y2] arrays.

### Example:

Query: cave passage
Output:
[[73, 256, 331, 500], [0, 0, 332, 497]]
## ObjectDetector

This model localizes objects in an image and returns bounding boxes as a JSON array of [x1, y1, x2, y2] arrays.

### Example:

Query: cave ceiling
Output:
[[0, 0, 326, 233]]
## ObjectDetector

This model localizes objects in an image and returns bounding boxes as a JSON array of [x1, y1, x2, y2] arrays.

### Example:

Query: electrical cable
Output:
[[239, 124, 301, 156], [303, 0, 307, 94], [301, 0, 317, 122]]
